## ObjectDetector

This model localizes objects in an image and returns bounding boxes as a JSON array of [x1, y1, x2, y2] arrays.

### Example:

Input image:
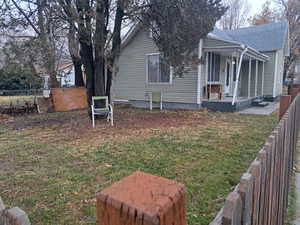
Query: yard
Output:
[[0, 104, 277, 225]]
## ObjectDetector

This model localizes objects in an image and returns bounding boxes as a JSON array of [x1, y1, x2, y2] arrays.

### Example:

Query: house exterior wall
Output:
[[113, 28, 199, 104], [261, 51, 276, 97]]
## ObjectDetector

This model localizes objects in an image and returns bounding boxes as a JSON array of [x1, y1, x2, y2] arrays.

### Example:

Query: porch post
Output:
[[232, 48, 248, 105], [262, 62, 265, 97], [248, 58, 252, 98], [205, 52, 209, 99], [255, 60, 258, 97]]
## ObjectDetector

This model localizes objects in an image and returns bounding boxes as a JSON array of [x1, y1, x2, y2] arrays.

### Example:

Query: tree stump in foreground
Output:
[[97, 171, 187, 225]]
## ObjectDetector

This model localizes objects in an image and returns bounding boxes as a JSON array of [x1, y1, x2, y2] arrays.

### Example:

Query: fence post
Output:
[[279, 95, 291, 120], [257, 149, 267, 225], [222, 191, 242, 225], [248, 160, 261, 225], [238, 173, 253, 225]]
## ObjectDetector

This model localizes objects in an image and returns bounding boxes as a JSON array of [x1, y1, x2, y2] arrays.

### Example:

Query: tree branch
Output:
[[10, 0, 40, 35]]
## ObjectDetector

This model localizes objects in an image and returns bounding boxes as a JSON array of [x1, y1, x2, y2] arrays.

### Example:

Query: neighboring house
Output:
[[112, 22, 290, 111], [57, 62, 76, 87]]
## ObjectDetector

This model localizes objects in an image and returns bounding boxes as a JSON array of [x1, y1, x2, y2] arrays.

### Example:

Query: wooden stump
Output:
[[97, 171, 187, 225]]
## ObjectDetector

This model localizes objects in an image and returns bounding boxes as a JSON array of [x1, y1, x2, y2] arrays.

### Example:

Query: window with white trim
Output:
[[147, 54, 172, 84]]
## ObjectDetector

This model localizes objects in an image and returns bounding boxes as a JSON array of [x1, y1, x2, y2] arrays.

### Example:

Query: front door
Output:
[[225, 60, 231, 95]]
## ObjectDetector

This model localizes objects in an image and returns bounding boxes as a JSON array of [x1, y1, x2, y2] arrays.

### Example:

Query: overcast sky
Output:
[[250, 0, 276, 16]]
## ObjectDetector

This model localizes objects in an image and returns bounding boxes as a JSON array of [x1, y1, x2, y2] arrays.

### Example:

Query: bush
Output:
[[0, 69, 43, 90]]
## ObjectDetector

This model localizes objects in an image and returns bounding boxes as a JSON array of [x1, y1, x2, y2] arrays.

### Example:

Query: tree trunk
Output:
[[94, 0, 109, 98], [74, 59, 84, 86], [68, 24, 84, 87], [76, 0, 95, 105], [106, 0, 125, 101], [37, 0, 59, 88]]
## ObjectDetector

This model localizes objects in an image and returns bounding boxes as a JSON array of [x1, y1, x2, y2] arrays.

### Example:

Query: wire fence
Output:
[[0, 89, 43, 96]]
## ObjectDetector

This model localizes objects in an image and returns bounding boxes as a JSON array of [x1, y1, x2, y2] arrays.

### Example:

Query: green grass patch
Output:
[[0, 110, 277, 225]]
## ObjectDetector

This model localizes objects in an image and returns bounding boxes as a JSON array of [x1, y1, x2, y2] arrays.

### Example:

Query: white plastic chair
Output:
[[91, 96, 113, 127], [149, 92, 163, 111]]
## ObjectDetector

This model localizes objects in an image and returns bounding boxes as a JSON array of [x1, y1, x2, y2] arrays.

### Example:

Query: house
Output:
[[112, 22, 290, 111], [57, 62, 76, 87]]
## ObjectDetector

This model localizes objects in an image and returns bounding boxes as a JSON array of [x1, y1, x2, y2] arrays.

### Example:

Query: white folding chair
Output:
[[91, 96, 113, 127]]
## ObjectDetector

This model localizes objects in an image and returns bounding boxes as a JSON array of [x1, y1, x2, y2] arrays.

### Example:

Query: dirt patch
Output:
[[1, 105, 211, 147]]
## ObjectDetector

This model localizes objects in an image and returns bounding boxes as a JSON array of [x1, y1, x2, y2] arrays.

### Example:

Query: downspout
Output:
[[197, 39, 204, 105], [232, 46, 248, 105]]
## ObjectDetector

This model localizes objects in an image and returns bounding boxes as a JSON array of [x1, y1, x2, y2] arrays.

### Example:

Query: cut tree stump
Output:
[[97, 171, 187, 225]]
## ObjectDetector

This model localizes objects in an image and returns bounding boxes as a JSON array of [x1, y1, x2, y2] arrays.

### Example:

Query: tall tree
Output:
[[58, 0, 134, 103], [276, 0, 300, 78], [136, 0, 227, 76], [219, 0, 251, 30], [1, 0, 65, 88]]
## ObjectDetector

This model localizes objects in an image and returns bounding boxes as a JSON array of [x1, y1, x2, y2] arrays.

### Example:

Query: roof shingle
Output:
[[210, 22, 289, 52]]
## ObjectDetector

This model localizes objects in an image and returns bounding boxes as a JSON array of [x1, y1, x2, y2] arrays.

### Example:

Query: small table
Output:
[[204, 84, 223, 100]]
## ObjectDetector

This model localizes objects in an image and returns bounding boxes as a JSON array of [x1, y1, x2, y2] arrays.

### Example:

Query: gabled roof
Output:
[[210, 22, 289, 52]]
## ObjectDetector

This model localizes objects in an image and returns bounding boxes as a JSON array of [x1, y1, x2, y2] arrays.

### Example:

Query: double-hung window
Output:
[[147, 53, 172, 84], [207, 52, 221, 83]]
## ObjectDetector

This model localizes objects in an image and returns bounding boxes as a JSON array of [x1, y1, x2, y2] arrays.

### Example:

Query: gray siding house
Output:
[[112, 22, 290, 111]]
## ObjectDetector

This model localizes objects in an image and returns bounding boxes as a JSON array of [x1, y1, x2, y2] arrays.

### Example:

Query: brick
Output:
[[97, 171, 187, 225], [222, 191, 242, 225]]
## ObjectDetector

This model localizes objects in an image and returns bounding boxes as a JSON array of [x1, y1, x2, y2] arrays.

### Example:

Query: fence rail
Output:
[[210, 92, 300, 225], [0, 89, 43, 96]]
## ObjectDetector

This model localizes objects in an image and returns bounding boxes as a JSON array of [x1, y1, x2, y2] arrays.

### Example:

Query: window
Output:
[[147, 54, 172, 84], [208, 52, 221, 82]]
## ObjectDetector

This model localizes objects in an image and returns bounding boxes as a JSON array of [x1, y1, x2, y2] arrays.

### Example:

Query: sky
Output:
[[249, 0, 276, 16]]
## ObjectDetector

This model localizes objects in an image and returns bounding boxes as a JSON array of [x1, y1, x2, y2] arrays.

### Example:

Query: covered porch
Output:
[[201, 45, 269, 112]]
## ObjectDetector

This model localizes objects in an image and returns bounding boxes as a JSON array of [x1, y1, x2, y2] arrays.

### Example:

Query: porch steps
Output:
[[252, 99, 269, 107]]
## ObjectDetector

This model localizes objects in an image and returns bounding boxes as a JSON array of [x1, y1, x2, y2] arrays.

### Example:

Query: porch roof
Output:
[[208, 22, 288, 52], [203, 44, 269, 62]]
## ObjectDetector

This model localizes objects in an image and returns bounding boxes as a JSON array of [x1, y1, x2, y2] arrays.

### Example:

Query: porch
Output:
[[202, 97, 258, 112], [200, 45, 269, 112]]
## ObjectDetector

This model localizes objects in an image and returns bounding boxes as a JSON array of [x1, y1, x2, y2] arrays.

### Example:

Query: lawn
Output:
[[0, 106, 277, 225]]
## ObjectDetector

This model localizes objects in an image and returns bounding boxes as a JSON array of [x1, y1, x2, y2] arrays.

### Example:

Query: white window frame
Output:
[[146, 53, 173, 85]]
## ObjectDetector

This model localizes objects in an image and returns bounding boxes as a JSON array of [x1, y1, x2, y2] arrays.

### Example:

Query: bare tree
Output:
[[219, 0, 251, 30], [249, 1, 279, 25], [1, 0, 67, 88], [57, 0, 133, 104], [276, 0, 300, 79]]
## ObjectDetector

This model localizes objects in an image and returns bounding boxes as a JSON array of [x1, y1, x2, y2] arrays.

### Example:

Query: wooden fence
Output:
[[210, 93, 300, 225]]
